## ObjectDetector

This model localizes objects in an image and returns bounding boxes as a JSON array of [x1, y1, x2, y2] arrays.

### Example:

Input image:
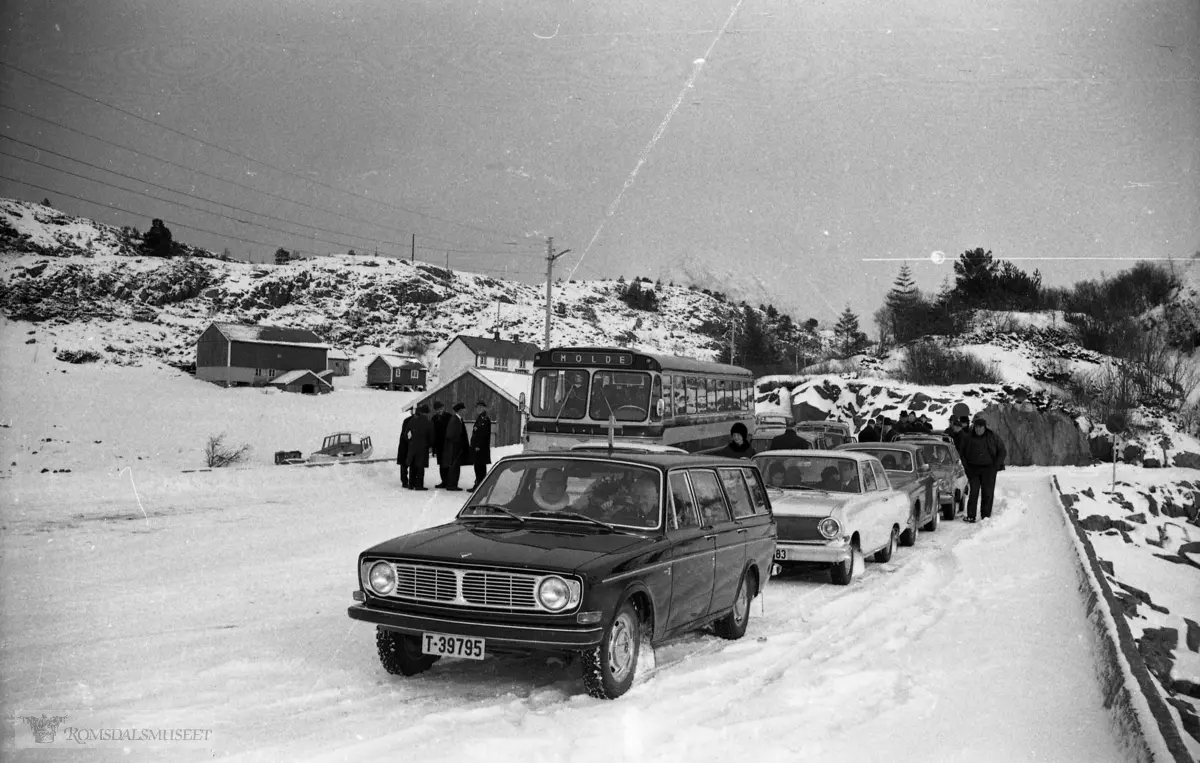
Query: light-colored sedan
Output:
[[753, 450, 911, 585]]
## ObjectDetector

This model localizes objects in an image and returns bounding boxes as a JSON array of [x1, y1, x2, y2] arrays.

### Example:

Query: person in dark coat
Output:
[[712, 422, 756, 460], [396, 410, 415, 488], [441, 402, 472, 490], [945, 418, 965, 450], [470, 400, 492, 489], [770, 425, 811, 450], [858, 417, 880, 443], [958, 414, 1007, 522], [405, 404, 435, 490], [879, 418, 898, 442], [430, 401, 451, 488]]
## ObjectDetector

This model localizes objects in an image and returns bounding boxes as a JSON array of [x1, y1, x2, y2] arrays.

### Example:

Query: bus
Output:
[[525, 347, 757, 453]]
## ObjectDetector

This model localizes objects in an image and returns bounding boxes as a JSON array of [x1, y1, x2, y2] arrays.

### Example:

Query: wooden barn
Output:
[[406, 367, 532, 449], [268, 369, 333, 394], [367, 354, 427, 390], [196, 322, 329, 387]]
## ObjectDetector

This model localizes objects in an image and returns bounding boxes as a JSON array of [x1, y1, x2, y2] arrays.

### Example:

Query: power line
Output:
[[0, 103, 540, 253], [0, 174, 548, 279], [1, 61, 538, 243]]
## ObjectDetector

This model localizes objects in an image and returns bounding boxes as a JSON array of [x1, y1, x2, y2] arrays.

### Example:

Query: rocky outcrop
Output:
[[979, 404, 1092, 466]]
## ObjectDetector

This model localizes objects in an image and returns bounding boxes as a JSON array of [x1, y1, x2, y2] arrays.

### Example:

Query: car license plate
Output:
[[773, 548, 788, 561], [421, 632, 485, 660]]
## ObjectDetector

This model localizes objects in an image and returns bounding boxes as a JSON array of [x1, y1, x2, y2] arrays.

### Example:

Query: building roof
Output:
[[327, 348, 351, 360], [269, 369, 333, 387], [316, 369, 336, 379], [209, 322, 328, 348], [405, 366, 533, 413], [438, 334, 540, 361], [371, 354, 426, 370]]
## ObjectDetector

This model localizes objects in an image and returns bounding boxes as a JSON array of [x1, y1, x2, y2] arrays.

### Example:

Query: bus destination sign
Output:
[[551, 351, 634, 367]]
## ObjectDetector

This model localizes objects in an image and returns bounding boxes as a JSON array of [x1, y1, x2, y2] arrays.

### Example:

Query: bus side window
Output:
[[687, 376, 699, 415], [673, 374, 687, 417], [704, 378, 715, 414], [651, 375, 663, 421]]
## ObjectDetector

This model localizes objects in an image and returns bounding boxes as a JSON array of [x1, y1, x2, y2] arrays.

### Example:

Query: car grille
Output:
[[377, 561, 545, 611], [775, 516, 825, 542]]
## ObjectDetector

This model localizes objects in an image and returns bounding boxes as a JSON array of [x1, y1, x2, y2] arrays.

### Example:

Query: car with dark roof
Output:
[[348, 451, 777, 699], [835, 441, 943, 545], [894, 434, 969, 520]]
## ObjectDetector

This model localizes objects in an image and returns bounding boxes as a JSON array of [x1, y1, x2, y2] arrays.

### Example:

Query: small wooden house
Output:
[[196, 322, 329, 387], [327, 348, 351, 376], [367, 354, 428, 391], [406, 367, 532, 449], [269, 369, 333, 394]]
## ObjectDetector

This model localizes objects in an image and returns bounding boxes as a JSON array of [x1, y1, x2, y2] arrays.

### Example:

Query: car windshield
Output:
[[856, 449, 913, 471], [461, 458, 662, 529], [914, 443, 949, 464], [752, 455, 860, 493], [589, 371, 652, 422]]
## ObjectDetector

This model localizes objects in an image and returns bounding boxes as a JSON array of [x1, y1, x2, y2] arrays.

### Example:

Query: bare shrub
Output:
[[205, 433, 250, 468], [898, 341, 1003, 386], [55, 349, 102, 364]]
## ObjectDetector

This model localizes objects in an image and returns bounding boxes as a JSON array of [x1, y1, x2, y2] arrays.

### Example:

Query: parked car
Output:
[[796, 421, 856, 447], [894, 435, 969, 520], [347, 452, 777, 699], [306, 432, 374, 464], [568, 441, 688, 455], [835, 442, 943, 545], [754, 450, 911, 585]]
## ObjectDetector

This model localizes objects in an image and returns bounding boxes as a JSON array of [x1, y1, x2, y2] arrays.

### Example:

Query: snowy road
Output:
[[0, 467, 1128, 761]]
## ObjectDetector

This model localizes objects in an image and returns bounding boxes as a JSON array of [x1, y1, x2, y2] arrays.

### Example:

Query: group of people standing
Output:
[[856, 410, 935, 442], [396, 400, 492, 491]]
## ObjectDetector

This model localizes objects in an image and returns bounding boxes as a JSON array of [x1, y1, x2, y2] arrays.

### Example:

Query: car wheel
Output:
[[715, 570, 756, 640], [873, 527, 898, 563], [941, 498, 956, 521], [582, 601, 641, 699], [900, 505, 920, 547], [830, 545, 859, 585], [376, 628, 439, 677], [924, 503, 940, 532]]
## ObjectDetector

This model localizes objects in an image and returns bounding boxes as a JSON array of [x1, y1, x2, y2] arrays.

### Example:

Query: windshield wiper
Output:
[[528, 510, 616, 530], [462, 504, 525, 522]]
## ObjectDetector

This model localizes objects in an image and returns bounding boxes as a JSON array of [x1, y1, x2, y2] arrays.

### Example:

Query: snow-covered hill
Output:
[[0, 198, 755, 373]]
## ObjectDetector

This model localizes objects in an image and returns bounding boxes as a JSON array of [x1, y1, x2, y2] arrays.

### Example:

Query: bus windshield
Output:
[[530, 369, 590, 420], [589, 371, 652, 422]]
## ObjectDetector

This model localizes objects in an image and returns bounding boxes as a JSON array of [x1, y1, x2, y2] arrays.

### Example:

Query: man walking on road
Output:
[[958, 414, 1007, 522]]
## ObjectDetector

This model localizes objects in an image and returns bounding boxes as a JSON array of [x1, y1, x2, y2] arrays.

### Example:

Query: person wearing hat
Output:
[[712, 422, 756, 460], [957, 414, 1007, 522], [404, 404, 435, 490], [440, 402, 473, 490], [917, 414, 933, 433], [944, 418, 966, 451], [879, 417, 899, 442], [470, 400, 492, 489], [396, 407, 415, 488], [430, 401, 452, 488]]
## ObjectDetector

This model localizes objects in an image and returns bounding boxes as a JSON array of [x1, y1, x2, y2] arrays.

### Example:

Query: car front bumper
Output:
[[773, 540, 851, 564], [347, 603, 604, 650]]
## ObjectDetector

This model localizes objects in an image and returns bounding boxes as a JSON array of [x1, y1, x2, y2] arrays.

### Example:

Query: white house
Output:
[[437, 333, 540, 384]]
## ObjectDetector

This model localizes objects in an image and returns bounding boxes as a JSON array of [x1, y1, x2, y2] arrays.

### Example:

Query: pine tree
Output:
[[833, 306, 863, 358], [885, 264, 923, 342], [952, 248, 999, 304], [274, 247, 291, 265], [141, 219, 173, 258], [41, 197, 52, 207]]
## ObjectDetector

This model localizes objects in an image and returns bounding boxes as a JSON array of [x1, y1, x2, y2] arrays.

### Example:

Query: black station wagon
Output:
[[347, 452, 777, 699]]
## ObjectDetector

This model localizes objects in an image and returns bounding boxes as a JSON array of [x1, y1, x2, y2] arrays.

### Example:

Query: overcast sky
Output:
[[1, 0, 1196, 325]]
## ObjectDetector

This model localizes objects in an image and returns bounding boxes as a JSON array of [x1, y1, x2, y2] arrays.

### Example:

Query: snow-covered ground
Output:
[[2, 313, 1196, 760], [0, 464, 1135, 762]]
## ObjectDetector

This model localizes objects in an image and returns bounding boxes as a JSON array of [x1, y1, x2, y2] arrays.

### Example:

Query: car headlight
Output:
[[367, 561, 396, 595], [818, 517, 842, 540], [536, 576, 581, 612]]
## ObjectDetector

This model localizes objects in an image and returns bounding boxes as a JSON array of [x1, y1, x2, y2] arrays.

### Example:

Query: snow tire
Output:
[[376, 628, 439, 677], [900, 505, 920, 547], [873, 527, 898, 563], [582, 601, 640, 700], [830, 545, 859, 586], [714, 570, 755, 640]]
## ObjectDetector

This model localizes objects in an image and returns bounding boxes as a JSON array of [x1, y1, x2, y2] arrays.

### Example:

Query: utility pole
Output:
[[543, 236, 571, 351], [729, 322, 737, 364], [410, 234, 414, 264], [445, 251, 449, 272]]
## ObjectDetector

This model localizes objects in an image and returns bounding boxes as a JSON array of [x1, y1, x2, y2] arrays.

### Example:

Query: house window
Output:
[[254, 368, 263, 376], [494, 356, 507, 368], [268, 369, 278, 378], [478, 354, 488, 367], [518, 358, 528, 370], [410, 369, 419, 379]]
